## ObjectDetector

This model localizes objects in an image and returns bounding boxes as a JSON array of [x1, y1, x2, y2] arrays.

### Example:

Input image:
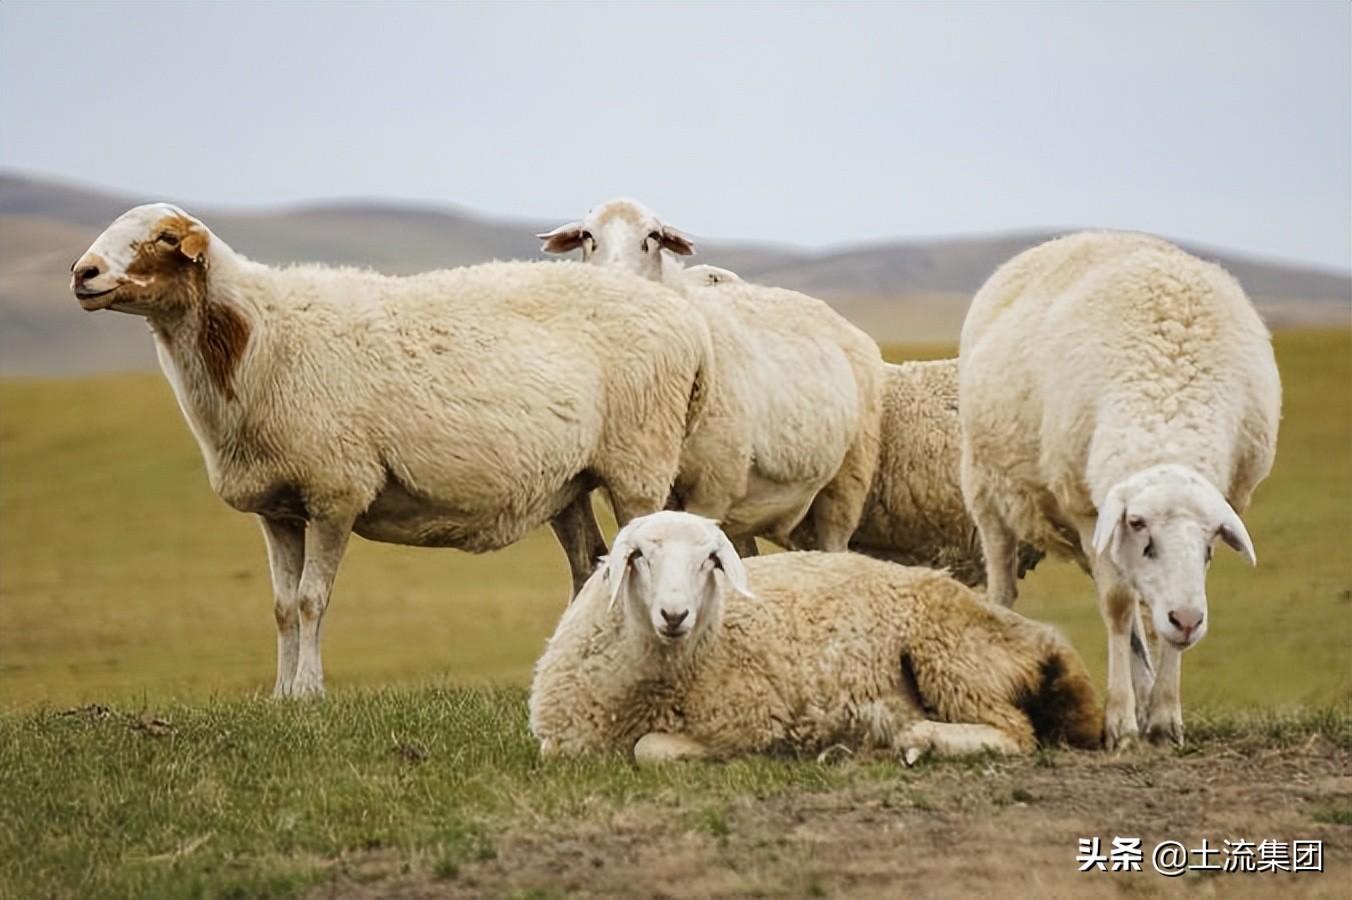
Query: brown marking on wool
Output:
[[197, 301, 250, 400], [123, 214, 249, 398], [1017, 650, 1104, 750]]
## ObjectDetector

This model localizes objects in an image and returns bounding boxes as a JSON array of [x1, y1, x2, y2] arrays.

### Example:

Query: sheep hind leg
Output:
[[261, 517, 305, 698], [291, 514, 354, 699], [549, 493, 608, 600]]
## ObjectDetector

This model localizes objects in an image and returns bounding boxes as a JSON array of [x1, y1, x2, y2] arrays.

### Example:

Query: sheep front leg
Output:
[[291, 515, 354, 698], [897, 720, 1023, 763], [1096, 571, 1140, 750], [550, 493, 608, 599], [633, 732, 712, 765], [1130, 603, 1156, 730], [970, 500, 1019, 607], [261, 517, 305, 698], [1143, 642, 1184, 747]]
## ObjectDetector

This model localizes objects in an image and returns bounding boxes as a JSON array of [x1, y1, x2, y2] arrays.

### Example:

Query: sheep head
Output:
[[538, 198, 694, 284], [71, 204, 212, 317], [603, 511, 751, 649], [1091, 464, 1256, 650]]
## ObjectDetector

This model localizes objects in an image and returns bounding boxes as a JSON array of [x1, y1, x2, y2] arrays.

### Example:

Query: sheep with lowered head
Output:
[[540, 199, 884, 555], [70, 203, 714, 697], [529, 511, 1103, 762], [959, 231, 1281, 749]]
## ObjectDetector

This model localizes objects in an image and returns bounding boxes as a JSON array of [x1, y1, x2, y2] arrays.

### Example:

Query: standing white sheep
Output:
[[539, 199, 884, 555], [530, 511, 1103, 762], [959, 231, 1281, 749], [70, 203, 714, 697]]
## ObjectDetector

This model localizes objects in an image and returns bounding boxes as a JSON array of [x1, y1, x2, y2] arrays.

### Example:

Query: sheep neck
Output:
[[146, 249, 265, 471]]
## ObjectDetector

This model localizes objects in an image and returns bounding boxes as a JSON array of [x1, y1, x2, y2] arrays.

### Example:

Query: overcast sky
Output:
[[2, 1, 1348, 270]]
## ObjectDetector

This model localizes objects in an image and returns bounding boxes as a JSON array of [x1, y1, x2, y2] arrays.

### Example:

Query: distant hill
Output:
[[2, 171, 1347, 374]]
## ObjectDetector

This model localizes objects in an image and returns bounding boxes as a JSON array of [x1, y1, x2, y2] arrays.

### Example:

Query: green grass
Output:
[[0, 686, 866, 899], [2, 330, 1348, 709], [1, 686, 1346, 900]]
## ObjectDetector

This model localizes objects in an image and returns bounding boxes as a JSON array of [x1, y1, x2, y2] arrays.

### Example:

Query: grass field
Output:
[[2, 330, 1349, 709], [0, 329, 1349, 898]]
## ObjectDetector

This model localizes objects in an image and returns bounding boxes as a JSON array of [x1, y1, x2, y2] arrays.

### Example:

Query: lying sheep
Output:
[[530, 512, 1103, 762], [71, 203, 714, 697], [540, 199, 884, 555], [959, 231, 1281, 748]]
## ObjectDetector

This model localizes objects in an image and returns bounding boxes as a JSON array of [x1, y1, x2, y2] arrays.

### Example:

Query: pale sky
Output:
[[2, 1, 1348, 270]]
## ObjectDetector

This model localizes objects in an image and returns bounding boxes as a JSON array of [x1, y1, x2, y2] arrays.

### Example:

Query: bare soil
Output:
[[313, 737, 1352, 900]]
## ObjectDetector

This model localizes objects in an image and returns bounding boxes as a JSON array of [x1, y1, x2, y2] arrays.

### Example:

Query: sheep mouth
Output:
[[75, 287, 118, 310], [658, 627, 690, 641]]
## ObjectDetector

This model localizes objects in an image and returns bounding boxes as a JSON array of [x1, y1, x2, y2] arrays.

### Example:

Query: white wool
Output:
[[958, 230, 1281, 749]]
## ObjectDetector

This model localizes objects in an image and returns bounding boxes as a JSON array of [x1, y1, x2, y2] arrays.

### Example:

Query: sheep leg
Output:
[[732, 537, 758, 558], [549, 493, 608, 599], [969, 500, 1019, 607], [897, 720, 1023, 763], [1129, 602, 1156, 726], [1095, 568, 1140, 750], [261, 517, 305, 698], [633, 732, 712, 765], [1143, 642, 1184, 747], [291, 515, 354, 698]]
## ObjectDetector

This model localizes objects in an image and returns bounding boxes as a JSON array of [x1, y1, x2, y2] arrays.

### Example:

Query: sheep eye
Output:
[[580, 230, 593, 243], [1127, 516, 1147, 532], [708, 551, 723, 571], [157, 232, 180, 247], [1143, 540, 1156, 560]]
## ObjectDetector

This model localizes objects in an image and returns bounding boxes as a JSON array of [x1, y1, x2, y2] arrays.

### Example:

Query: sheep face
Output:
[[603, 511, 751, 648], [71, 204, 210, 316], [538, 198, 694, 283], [1092, 464, 1256, 649]]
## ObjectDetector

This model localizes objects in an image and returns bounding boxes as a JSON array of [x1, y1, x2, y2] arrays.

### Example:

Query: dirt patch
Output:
[[313, 738, 1352, 899]]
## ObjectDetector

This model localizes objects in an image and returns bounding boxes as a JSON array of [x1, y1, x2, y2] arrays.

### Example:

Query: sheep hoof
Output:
[[903, 746, 926, 767], [1105, 729, 1140, 752], [1146, 720, 1184, 748]]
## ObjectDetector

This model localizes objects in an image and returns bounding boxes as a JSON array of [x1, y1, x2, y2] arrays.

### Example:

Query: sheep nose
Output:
[[660, 609, 689, 627], [1167, 608, 1204, 639], [73, 264, 102, 286]]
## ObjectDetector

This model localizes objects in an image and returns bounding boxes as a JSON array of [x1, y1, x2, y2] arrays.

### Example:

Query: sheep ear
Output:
[[179, 225, 209, 263], [604, 536, 636, 612], [1216, 504, 1257, 566], [712, 531, 753, 599], [1092, 484, 1128, 560], [659, 226, 695, 257], [537, 222, 585, 254]]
